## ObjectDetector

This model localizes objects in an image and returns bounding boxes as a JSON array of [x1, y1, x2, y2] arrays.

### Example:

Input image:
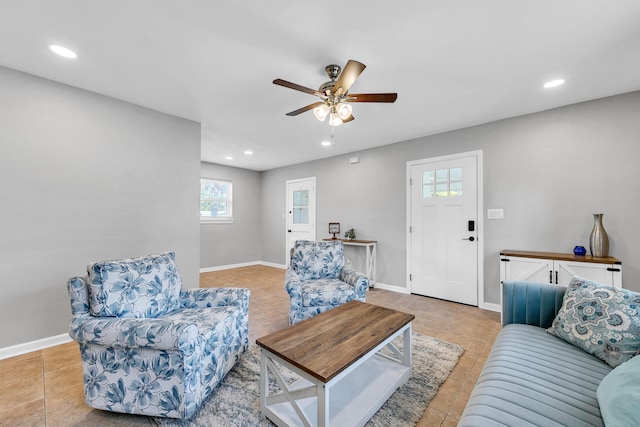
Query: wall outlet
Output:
[[487, 209, 504, 219], [346, 259, 353, 268]]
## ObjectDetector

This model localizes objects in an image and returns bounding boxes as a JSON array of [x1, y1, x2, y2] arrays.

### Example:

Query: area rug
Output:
[[152, 332, 464, 427]]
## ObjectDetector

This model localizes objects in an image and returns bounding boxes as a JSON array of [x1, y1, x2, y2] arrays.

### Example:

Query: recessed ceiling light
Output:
[[244, 150, 253, 155], [48, 44, 77, 59], [543, 79, 565, 89], [225, 156, 233, 160], [321, 141, 332, 146]]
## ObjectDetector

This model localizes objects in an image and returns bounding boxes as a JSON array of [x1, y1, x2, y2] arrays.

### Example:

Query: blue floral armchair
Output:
[[286, 240, 369, 325], [67, 252, 249, 419]]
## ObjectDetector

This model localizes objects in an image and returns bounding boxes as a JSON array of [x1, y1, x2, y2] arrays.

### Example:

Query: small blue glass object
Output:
[[573, 246, 587, 256]]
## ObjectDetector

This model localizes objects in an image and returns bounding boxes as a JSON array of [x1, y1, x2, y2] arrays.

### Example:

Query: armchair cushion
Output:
[[290, 240, 345, 280], [87, 252, 182, 318], [300, 278, 360, 307]]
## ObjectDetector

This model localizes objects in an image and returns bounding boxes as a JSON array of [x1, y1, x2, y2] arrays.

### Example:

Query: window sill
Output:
[[200, 218, 234, 224]]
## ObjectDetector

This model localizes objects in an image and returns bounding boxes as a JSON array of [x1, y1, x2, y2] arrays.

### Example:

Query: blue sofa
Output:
[[459, 281, 613, 427]]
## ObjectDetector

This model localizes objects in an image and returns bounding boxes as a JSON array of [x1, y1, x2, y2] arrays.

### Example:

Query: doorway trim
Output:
[[405, 150, 486, 308]]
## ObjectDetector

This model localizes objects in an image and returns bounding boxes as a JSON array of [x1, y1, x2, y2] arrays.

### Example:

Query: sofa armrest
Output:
[[502, 281, 567, 328], [180, 287, 250, 310], [339, 268, 369, 299], [69, 316, 197, 351]]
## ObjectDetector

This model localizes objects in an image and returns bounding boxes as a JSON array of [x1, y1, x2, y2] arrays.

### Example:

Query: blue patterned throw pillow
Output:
[[547, 277, 640, 367], [87, 252, 182, 318]]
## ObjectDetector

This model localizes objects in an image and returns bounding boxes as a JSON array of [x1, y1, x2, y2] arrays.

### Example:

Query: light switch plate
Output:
[[487, 208, 504, 219]]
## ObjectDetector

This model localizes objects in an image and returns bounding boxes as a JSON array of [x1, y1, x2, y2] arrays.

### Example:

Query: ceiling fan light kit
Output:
[[274, 60, 397, 127]]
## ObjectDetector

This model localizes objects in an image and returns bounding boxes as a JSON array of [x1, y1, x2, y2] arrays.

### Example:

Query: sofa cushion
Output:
[[547, 277, 640, 367], [597, 355, 640, 427], [300, 278, 357, 307], [290, 240, 345, 280], [87, 252, 182, 318], [459, 324, 611, 427]]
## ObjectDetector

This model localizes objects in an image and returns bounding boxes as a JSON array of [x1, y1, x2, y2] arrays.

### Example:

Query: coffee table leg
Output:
[[403, 323, 412, 367], [259, 349, 268, 415], [317, 383, 329, 426]]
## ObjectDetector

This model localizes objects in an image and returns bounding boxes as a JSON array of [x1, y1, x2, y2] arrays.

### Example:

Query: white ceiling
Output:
[[1, 1, 640, 171]]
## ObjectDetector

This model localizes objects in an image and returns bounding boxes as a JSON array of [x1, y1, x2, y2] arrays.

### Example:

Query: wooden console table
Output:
[[323, 238, 377, 286]]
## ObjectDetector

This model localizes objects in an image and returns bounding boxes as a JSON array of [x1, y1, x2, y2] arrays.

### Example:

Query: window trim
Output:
[[200, 177, 234, 224]]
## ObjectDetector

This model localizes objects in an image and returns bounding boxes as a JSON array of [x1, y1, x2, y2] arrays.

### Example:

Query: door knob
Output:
[[462, 236, 475, 241]]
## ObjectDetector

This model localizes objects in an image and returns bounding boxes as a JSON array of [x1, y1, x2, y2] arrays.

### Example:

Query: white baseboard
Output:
[[480, 301, 501, 313], [200, 261, 261, 273], [257, 261, 287, 269], [200, 261, 287, 273], [373, 282, 411, 294], [0, 333, 72, 361]]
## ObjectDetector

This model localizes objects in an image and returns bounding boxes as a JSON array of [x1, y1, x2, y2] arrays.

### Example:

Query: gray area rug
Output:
[[152, 332, 464, 427]]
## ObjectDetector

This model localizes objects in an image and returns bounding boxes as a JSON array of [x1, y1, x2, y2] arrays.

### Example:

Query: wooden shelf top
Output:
[[501, 249, 621, 265], [323, 238, 377, 244]]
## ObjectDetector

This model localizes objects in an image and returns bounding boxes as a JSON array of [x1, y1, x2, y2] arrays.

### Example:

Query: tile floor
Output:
[[0, 265, 500, 426]]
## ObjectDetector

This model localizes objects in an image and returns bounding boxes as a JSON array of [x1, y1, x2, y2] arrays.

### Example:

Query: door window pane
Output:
[[293, 190, 308, 207], [292, 189, 309, 224], [293, 207, 309, 224], [422, 167, 463, 197]]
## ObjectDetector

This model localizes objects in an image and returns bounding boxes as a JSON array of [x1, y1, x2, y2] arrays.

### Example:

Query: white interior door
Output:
[[409, 153, 479, 305], [286, 177, 316, 264]]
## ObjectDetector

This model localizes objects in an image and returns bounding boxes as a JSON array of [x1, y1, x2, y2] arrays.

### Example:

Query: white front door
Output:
[[286, 177, 316, 264], [408, 152, 480, 306]]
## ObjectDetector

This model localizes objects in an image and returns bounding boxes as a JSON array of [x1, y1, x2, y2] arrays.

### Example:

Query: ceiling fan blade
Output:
[[332, 60, 366, 96], [343, 114, 355, 123], [285, 102, 325, 116], [348, 93, 398, 103], [273, 79, 324, 97]]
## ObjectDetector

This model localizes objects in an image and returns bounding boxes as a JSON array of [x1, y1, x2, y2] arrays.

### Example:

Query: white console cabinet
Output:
[[500, 249, 622, 288]]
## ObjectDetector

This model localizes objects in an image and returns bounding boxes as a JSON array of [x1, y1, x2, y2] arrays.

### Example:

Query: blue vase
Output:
[[573, 246, 586, 256]]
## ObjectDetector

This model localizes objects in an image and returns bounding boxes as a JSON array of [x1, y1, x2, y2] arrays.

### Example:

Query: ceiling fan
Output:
[[273, 60, 397, 127]]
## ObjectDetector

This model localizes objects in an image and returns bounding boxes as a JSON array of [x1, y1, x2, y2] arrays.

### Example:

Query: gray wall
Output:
[[261, 91, 640, 304], [200, 162, 261, 268], [0, 66, 201, 348]]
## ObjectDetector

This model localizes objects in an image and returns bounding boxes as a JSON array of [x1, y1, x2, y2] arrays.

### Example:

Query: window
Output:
[[292, 189, 309, 224], [200, 178, 233, 222], [422, 167, 463, 197]]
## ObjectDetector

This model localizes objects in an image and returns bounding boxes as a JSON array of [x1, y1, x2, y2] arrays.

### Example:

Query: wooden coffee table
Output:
[[256, 301, 415, 427]]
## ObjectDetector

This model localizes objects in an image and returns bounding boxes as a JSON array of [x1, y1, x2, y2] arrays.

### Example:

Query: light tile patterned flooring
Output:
[[0, 265, 500, 426]]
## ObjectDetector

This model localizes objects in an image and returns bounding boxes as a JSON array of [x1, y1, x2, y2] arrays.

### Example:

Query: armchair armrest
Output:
[[69, 316, 197, 352], [284, 268, 302, 298], [502, 281, 567, 328], [180, 287, 250, 310], [340, 268, 369, 299]]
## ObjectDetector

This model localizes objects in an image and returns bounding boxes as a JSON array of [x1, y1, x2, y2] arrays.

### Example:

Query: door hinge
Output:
[[409, 274, 412, 281], [409, 178, 413, 186], [409, 226, 412, 233]]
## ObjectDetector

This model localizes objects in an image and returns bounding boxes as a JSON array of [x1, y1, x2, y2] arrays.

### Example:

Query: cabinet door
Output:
[[501, 256, 553, 283], [555, 261, 620, 288]]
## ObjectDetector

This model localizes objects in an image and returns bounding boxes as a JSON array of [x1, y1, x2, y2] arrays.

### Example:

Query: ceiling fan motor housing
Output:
[[320, 64, 342, 95]]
